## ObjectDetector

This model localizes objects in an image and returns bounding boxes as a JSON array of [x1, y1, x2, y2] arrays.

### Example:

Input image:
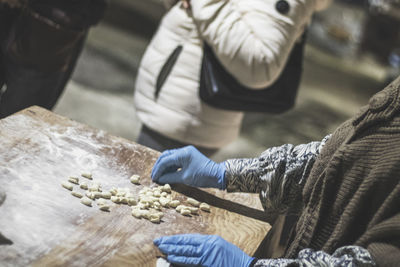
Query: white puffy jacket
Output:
[[134, 0, 330, 149]]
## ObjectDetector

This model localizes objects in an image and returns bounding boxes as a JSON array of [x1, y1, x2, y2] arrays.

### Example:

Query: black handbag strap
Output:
[[200, 34, 306, 113]]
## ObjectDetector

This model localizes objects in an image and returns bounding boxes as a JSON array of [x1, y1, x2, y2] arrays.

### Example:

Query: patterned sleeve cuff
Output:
[[225, 158, 262, 193], [249, 257, 259, 267], [224, 135, 332, 212], [252, 246, 375, 267]]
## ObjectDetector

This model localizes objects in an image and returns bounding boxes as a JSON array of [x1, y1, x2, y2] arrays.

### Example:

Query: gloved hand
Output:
[[154, 234, 255, 267], [151, 146, 226, 189]]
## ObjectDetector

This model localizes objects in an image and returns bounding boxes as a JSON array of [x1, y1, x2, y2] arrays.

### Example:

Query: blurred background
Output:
[[53, 0, 400, 161]]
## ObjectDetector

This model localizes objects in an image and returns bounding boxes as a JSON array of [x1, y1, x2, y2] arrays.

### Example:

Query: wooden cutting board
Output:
[[0, 106, 271, 267]]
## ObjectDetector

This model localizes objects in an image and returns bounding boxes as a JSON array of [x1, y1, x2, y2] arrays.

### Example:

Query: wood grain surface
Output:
[[0, 106, 271, 267]]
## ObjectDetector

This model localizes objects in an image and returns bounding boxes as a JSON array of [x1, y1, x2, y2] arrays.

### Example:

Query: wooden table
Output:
[[0, 106, 271, 266]]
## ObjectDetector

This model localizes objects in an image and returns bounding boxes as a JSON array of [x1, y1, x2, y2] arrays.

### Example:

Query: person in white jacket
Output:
[[134, 0, 330, 155]]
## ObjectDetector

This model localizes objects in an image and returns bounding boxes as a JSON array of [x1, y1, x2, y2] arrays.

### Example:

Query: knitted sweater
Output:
[[225, 76, 400, 266], [287, 77, 400, 265]]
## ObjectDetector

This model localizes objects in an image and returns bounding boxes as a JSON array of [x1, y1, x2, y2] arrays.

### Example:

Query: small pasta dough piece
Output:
[[149, 214, 161, 223], [86, 191, 96, 200], [141, 209, 151, 220], [137, 202, 148, 209], [101, 192, 112, 199], [151, 210, 164, 219], [111, 196, 119, 203], [88, 182, 101, 192], [180, 208, 191, 216], [189, 207, 199, 215], [130, 174, 140, 184], [97, 199, 110, 211], [97, 199, 106, 206], [120, 197, 128, 204], [81, 197, 92, 206], [162, 184, 171, 193], [71, 191, 83, 198], [140, 195, 157, 203], [176, 205, 186, 213], [139, 187, 151, 195], [87, 186, 97, 192], [161, 192, 168, 197], [159, 197, 170, 207], [128, 198, 137, 206], [153, 189, 161, 197], [117, 197, 124, 204], [200, 202, 211, 212], [152, 201, 162, 210], [109, 187, 117, 196], [169, 199, 180, 208], [139, 200, 151, 209], [80, 182, 88, 190], [187, 197, 200, 207], [68, 177, 79, 185], [116, 188, 128, 197], [81, 173, 92, 180], [131, 208, 143, 218], [116, 191, 125, 197], [62, 182, 73, 191]]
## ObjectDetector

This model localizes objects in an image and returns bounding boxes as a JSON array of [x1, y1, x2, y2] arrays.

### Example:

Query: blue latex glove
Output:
[[154, 234, 255, 267], [151, 146, 226, 189]]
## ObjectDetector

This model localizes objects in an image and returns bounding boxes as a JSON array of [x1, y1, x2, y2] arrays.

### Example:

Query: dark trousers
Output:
[[0, 1, 107, 118], [137, 125, 219, 157]]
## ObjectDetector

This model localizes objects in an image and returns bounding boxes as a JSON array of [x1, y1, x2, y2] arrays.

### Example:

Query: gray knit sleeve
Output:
[[253, 245, 375, 266], [225, 135, 331, 214]]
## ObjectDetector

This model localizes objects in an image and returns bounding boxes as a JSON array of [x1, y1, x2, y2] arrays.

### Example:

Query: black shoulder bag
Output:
[[199, 35, 306, 113]]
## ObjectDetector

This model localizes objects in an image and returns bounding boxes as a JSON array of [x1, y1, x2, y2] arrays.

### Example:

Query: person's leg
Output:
[[137, 125, 218, 157]]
